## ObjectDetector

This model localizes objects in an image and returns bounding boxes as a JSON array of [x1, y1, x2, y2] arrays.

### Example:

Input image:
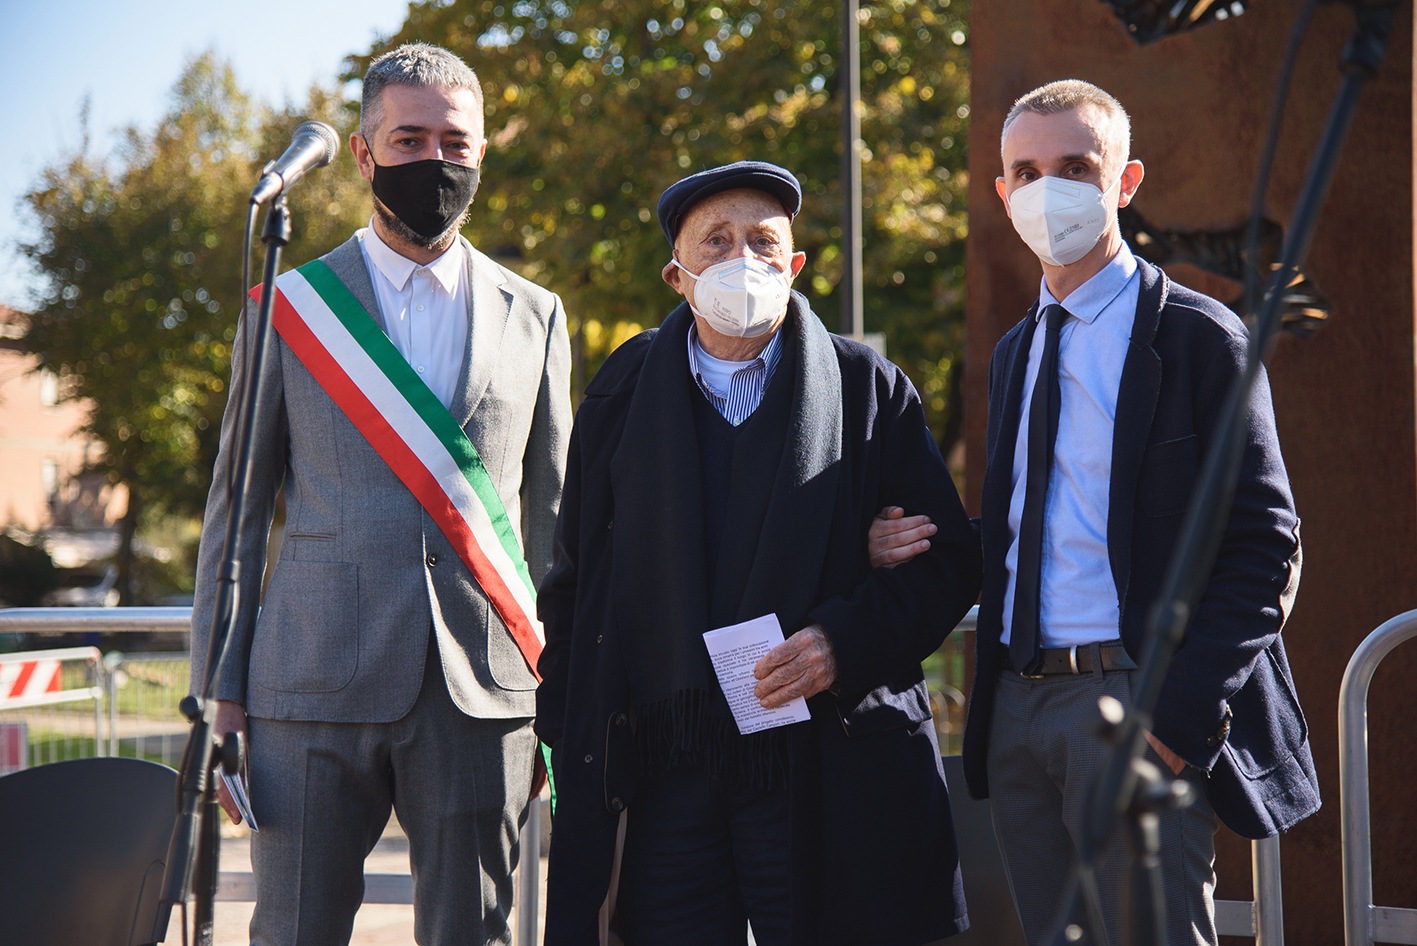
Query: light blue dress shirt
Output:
[[687, 324, 784, 426], [1001, 244, 1141, 649]]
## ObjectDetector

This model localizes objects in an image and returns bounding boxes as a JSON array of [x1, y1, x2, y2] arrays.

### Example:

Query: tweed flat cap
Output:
[[656, 161, 802, 245]]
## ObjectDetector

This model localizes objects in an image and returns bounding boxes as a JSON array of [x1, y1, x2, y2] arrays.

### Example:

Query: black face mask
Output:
[[370, 158, 480, 241]]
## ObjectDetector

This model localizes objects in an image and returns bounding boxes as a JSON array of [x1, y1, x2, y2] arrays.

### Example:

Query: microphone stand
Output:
[[1044, 3, 1400, 944], [153, 195, 292, 944]]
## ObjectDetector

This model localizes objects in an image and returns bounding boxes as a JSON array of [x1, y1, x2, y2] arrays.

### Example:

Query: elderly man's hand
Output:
[[868, 506, 936, 569], [753, 624, 838, 708]]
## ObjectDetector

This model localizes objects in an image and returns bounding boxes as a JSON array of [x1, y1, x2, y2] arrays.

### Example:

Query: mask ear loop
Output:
[[1101, 170, 1124, 204], [668, 257, 704, 318]]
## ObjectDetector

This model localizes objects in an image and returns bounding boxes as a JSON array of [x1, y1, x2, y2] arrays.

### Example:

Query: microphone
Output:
[[250, 121, 340, 204]]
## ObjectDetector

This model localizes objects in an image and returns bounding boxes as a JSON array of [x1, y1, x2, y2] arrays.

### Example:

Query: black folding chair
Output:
[[0, 757, 179, 946]]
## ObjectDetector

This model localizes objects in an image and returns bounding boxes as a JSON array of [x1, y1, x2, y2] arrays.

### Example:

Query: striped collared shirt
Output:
[[686, 324, 784, 426]]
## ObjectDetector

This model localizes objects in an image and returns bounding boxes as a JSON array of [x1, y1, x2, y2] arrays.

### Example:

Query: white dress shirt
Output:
[[357, 221, 470, 410], [1001, 243, 1141, 649]]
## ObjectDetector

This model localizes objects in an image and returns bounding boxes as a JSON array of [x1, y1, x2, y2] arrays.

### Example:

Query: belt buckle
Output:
[[1068, 645, 1080, 675]]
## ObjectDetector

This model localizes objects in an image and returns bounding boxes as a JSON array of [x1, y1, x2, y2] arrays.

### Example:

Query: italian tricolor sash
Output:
[[251, 259, 544, 680]]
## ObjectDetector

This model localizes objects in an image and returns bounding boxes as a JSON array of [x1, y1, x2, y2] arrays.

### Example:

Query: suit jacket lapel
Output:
[[450, 241, 514, 429], [1107, 259, 1167, 607], [323, 236, 387, 334], [979, 306, 1039, 627]]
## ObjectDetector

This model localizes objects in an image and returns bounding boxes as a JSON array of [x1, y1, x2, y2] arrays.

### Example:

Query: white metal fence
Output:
[[1340, 609, 1417, 946], [103, 651, 191, 766], [0, 647, 194, 774]]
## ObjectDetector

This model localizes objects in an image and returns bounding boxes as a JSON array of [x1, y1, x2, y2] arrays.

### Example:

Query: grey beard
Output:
[[373, 196, 471, 252]]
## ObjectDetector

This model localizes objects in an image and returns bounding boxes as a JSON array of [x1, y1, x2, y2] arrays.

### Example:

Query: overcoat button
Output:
[[596, 635, 603, 643], [610, 797, 624, 812], [607, 520, 613, 530], [584, 754, 593, 763], [615, 713, 628, 727], [426, 553, 438, 567]]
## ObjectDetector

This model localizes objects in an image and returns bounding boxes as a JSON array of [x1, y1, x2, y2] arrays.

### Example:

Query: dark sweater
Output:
[[679, 352, 796, 786]]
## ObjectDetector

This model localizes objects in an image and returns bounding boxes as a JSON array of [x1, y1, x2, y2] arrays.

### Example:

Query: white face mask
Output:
[[1007, 175, 1119, 267], [670, 256, 791, 338]]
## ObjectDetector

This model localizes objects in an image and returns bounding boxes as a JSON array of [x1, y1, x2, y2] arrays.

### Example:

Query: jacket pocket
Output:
[[249, 561, 359, 693], [1221, 646, 1308, 779], [486, 605, 539, 692], [1140, 434, 1199, 518]]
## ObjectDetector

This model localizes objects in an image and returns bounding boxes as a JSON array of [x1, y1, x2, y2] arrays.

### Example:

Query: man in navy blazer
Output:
[[959, 80, 1320, 945]]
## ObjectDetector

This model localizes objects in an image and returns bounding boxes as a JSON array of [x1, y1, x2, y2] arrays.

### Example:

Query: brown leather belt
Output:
[[997, 642, 1138, 677]]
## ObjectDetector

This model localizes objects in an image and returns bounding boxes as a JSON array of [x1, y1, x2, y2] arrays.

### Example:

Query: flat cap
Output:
[[656, 160, 802, 245]]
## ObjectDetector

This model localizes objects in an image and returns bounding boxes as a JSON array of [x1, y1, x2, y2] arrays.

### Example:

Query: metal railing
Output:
[[0, 605, 1285, 945], [1341, 609, 1417, 946], [104, 651, 191, 767], [0, 606, 194, 634]]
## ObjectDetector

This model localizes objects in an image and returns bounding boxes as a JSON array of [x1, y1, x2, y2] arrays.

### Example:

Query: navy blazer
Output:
[[961, 259, 1321, 839]]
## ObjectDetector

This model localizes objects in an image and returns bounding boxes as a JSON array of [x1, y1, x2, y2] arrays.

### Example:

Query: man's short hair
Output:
[[1001, 79, 1131, 178], [360, 43, 484, 139]]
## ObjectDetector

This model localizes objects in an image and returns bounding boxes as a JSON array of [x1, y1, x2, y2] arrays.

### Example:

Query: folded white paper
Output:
[[703, 614, 812, 735]]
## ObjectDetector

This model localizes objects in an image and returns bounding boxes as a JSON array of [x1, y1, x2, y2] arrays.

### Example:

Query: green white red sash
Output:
[[250, 260, 544, 679]]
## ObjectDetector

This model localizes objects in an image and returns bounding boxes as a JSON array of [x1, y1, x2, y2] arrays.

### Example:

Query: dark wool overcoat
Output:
[[963, 259, 1321, 839], [535, 296, 983, 946]]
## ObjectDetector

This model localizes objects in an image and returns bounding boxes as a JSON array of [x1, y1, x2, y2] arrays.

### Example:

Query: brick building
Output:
[[0, 307, 125, 564]]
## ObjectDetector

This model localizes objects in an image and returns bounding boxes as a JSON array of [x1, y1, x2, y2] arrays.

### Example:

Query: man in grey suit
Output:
[[189, 43, 571, 945]]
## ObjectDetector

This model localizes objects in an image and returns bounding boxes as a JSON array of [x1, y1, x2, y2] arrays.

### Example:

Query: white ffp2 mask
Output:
[[1007, 175, 1118, 267], [671, 257, 790, 338]]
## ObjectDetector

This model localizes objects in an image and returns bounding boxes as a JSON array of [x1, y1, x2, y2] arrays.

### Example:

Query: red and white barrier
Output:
[[0, 659, 61, 702], [0, 647, 102, 711]]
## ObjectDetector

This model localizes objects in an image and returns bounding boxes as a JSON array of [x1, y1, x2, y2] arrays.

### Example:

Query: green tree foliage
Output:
[[353, 0, 970, 445], [21, 54, 369, 601]]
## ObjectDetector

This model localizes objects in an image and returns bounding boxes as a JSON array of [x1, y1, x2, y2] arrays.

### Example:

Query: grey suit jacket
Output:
[[189, 234, 572, 722]]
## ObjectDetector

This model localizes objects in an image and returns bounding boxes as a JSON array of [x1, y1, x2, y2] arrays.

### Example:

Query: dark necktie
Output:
[[1010, 303, 1068, 675]]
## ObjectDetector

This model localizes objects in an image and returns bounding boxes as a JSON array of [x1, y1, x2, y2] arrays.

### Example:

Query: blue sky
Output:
[[0, 0, 413, 308]]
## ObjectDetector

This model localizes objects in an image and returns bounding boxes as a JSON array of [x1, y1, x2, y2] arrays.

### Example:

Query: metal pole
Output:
[[1340, 610, 1417, 946], [839, 0, 864, 339], [517, 800, 541, 945], [94, 665, 104, 758], [107, 654, 119, 757], [1251, 835, 1284, 946]]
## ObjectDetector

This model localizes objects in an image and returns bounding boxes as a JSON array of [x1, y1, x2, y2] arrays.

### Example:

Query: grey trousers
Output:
[[986, 666, 1218, 946], [245, 645, 537, 946]]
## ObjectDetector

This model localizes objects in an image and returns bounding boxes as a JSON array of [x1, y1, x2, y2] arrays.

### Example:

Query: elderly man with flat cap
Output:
[[534, 161, 983, 946]]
